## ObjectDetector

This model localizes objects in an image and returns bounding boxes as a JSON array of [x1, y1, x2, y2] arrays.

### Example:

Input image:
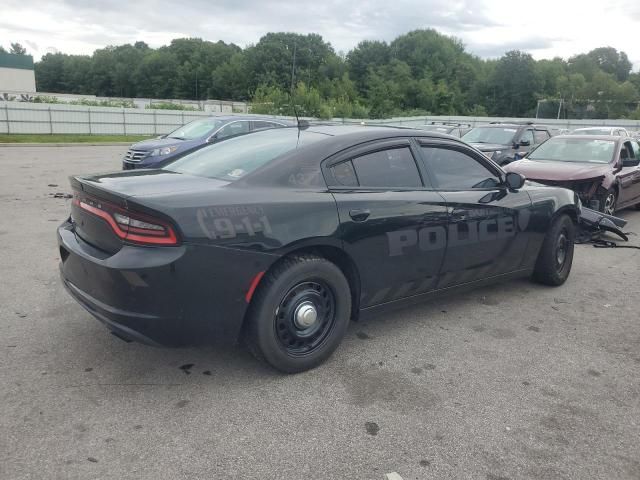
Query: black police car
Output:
[[59, 125, 579, 372]]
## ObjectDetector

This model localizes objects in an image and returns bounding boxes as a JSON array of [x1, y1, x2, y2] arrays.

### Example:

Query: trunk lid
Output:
[[70, 170, 228, 254]]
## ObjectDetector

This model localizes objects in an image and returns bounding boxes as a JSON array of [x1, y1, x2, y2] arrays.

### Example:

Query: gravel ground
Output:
[[1, 145, 639, 480]]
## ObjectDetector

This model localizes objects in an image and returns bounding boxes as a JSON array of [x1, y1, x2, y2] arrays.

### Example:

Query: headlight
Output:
[[151, 146, 178, 156]]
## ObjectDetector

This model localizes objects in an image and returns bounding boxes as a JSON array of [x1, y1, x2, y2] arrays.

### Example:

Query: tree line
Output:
[[6, 30, 640, 119]]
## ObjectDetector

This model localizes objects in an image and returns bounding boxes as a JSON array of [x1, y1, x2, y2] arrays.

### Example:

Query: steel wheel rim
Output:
[[274, 280, 336, 356], [556, 230, 568, 269], [604, 193, 616, 215]]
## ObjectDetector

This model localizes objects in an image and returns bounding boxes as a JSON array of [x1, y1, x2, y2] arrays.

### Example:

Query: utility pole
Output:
[[290, 41, 297, 94], [557, 98, 563, 120]]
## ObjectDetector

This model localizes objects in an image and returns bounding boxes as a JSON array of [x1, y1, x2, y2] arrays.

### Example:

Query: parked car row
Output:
[[121, 115, 640, 216], [450, 121, 640, 214]]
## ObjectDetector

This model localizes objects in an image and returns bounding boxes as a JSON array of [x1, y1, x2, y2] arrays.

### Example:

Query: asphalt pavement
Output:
[[1, 145, 639, 480]]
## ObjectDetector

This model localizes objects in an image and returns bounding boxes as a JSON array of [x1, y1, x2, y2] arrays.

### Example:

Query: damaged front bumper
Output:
[[578, 207, 628, 242]]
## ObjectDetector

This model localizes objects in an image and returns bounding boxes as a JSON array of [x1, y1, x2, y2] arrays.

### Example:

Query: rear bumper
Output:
[[60, 273, 166, 346], [57, 220, 277, 346]]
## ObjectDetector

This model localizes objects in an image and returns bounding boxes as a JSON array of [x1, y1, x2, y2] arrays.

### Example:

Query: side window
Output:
[[252, 121, 280, 131], [216, 121, 250, 140], [520, 129, 534, 145], [331, 161, 358, 186], [421, 146, 500, 190], [349, 147, 422, 188], [534, 130, 550, 144], [629, 141, 640, 159]]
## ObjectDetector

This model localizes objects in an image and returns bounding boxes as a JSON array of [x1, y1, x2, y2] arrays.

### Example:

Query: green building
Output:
[[0, 53, 36, 93]]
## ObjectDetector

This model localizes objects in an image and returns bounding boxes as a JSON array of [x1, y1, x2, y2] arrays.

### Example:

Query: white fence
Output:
[[0, 102, 216, 135], [0, 90, 249, 113], [1, 101, 640, 135]]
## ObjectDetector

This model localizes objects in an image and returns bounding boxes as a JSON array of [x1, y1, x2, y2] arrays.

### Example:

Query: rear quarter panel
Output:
[[133, 185, 342, 254]]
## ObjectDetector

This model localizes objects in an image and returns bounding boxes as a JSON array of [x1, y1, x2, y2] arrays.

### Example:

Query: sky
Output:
[[2, 0, 640, 69]]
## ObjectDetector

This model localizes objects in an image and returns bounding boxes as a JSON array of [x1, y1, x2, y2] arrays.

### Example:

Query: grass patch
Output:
[[0, 134, 154, 144]]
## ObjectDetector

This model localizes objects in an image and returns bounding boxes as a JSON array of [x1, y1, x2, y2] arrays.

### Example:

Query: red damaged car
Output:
[[505, 135, 640, 214]]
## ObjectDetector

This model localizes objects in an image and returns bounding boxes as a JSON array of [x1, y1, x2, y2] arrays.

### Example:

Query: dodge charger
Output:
[[58, 125, 580, 372]]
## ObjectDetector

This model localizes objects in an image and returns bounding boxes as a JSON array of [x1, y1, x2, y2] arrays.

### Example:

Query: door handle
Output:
[[349, 209, 370, 222]]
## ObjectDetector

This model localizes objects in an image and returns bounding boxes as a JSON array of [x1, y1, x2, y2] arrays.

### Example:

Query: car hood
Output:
[[468, 142, 508, 152], [75, 169, 229, 199], [130, 137, 194, 151], [505, 159, 610, 181]]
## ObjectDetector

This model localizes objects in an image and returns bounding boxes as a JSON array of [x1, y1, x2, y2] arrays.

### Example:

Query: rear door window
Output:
[[331, 161, 358, 186], [351, 147, 423, 188], [251, 121, 281, 131], [216, 121, 250, 140]]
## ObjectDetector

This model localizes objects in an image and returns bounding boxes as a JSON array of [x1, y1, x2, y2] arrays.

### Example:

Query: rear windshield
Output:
[[462, 127, 517, 145], [528, 138, 616, 164], [164, 128, 327, 181]]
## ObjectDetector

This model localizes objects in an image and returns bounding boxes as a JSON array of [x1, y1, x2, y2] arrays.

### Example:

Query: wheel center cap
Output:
[[294, 302, 318, 329]]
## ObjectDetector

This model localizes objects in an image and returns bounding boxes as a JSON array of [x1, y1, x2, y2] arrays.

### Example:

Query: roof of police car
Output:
[[292, 123, 457, 141]]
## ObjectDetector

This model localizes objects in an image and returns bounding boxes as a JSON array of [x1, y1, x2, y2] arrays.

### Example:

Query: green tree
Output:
[[586, 47, 632, 82], [346, 40, 391, 94], [10, 43, 27, 55], [489, 50, 542, 116]]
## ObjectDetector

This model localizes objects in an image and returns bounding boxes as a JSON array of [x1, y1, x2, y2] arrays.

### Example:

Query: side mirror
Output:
[[622, 158, 640, 167], [517, 139, 531, 147], [505, 172, 526, 190]]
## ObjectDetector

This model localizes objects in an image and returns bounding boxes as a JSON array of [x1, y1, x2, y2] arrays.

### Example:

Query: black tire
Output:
[[532, 214, 576, 286], [600, 188, 617, 215], [245, 254, 351, 373]]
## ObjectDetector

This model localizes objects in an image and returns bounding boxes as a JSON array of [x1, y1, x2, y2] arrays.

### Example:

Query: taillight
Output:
[[73, 191, 179, 246]]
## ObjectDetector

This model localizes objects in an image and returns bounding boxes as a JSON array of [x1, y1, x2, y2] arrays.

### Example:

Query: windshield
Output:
[[528, 138, 616, 164], [164, 128, 327, 181], [167, 118, 225, 140], [572, 128, 612, 135], [462, 127, 517, 145]]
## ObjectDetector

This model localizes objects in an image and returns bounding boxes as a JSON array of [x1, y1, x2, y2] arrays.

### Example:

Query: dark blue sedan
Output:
[[122, 115, 291, 169]]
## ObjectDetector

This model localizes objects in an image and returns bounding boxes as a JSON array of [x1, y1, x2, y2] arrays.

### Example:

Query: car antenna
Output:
[[287, 39, 308, 131]]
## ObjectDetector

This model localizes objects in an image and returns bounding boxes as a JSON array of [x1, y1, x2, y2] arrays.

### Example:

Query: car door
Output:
[[417, 141, 533, 288], [617, 140, 640, 207], [325, 139, 449, 308]]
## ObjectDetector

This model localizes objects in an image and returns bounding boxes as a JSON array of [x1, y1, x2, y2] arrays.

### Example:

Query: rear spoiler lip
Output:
[[70, 175, 131, 208], [69, 175, 183, 238]]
